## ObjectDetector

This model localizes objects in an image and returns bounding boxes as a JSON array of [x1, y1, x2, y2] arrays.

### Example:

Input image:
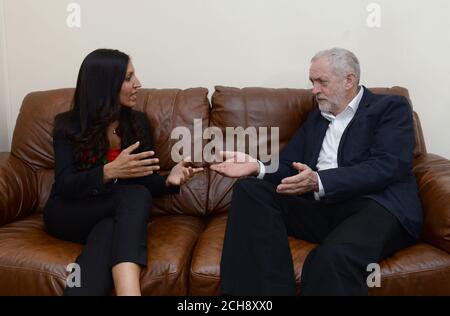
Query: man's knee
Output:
[[312, 244, 354, 267], [232, 177, 274, 198]]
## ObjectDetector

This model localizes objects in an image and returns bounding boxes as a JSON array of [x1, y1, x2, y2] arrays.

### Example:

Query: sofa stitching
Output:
[[0, 264, 67, 281], [186, 221, 207, 272], [205, 93, 212, 214], [380, 265, 450, 279], [143, 220, 206, 283], [189, 265, 450, 281], [187, 220, 210, 293], [0, 264, 186, 282], [209, 183, 233, 213], [190, 271, 220, 280], [169, 90, 179, 164], [142, 271, 180, 281], [3, 261, 447, 283]]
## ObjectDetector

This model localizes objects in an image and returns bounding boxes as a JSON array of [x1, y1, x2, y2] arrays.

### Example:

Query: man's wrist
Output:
[[314, 172, 319, 192], [253, 161, 260, 176], [315, 172, 325, 197], [256, 160, 266, 179]]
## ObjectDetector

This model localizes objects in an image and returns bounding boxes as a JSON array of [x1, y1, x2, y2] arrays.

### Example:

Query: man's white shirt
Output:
[[257, 86, 364, 200]]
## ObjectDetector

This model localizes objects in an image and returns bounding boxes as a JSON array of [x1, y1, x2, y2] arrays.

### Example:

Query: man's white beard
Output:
[[318, 101, 338, 114], [317, 90, 347, 114]]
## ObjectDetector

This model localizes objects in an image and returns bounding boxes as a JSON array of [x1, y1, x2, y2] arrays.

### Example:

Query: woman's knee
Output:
[[87, 217, 115, 244], [114, 184, 152, 206]]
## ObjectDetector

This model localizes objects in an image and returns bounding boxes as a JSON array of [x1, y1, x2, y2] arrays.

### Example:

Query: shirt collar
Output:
[[321, 86, 364, 121]]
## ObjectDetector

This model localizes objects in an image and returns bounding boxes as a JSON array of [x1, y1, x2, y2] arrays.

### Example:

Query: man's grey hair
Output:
[[311, 48, 361, 84]]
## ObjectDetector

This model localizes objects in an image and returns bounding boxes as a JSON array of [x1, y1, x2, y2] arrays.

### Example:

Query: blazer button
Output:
[[91, 189, 99, 196]]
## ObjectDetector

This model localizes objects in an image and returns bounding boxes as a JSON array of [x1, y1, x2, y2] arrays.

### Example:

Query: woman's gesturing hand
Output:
[[103, 141, 160, 182], [166, 157, 204, 187]]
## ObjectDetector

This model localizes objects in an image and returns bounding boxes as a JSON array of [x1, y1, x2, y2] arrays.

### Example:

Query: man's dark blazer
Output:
[[264, 87, 423, 240]]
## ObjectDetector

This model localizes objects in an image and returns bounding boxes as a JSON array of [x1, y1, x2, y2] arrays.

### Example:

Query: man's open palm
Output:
[[210, 151, 259, 178]]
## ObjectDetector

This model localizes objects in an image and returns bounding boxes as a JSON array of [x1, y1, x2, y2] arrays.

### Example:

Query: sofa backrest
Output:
[[11, 88, 211, 216], [10, 85, 426, 217], [207, 86, 316, 214], [11, 89, 74, 213]]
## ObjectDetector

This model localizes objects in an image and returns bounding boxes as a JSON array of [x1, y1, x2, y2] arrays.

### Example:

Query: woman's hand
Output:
[[166, 157, 204, 187], [103, 141, 160, 182]]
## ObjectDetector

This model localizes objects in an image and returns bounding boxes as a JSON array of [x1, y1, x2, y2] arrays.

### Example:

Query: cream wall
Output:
[[0, 0, 10, 152], [0, 0, 449, 157]]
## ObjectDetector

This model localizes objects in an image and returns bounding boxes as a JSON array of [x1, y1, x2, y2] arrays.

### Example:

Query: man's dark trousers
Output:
[[220, 177, 416, 296]]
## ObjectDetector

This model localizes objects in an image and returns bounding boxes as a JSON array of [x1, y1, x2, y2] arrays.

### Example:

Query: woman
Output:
[[43, 49, 203, 296]]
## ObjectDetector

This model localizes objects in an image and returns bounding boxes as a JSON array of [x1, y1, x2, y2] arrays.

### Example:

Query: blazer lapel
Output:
[[309, 115, 330, 169], [337, 86, 374, 164]]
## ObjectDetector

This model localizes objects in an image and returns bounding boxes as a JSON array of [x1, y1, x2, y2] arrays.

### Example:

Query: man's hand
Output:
[[166, 156, 204, 187], [209, 151, 259, 178], [276, 162, 319, 196]]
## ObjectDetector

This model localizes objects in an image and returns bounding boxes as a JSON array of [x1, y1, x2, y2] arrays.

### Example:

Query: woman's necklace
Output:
[[110, 123, 119, 135]]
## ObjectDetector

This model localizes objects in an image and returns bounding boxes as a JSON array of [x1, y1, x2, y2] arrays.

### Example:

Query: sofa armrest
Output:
[[413, 153, 450, 253], [0, 153, 38, 227]]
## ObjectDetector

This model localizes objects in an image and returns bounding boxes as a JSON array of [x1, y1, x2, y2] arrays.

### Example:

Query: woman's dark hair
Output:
[[56, 48, 147, 169]]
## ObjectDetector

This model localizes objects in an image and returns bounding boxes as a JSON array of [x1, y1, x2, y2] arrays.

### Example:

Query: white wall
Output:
[[0, 0, 10, 152], [1, 0, 449, 158]]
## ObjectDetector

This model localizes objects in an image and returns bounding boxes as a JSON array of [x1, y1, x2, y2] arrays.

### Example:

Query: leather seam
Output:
[[380, 265, 450, 279], [189, 265, 450, 280], [0, 264, 67, 281], [190, 271, 220, 280]]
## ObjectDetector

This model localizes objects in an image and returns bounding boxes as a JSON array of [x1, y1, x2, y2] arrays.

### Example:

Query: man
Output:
[[210, 48, 422, 296]]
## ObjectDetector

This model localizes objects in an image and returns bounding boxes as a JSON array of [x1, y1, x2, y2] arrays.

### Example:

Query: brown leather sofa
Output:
[[0, 86, 449, 296]]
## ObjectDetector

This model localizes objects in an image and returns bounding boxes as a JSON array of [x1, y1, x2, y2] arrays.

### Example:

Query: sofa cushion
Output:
[[211, 86, 315, 155], [0, 153, 39, 226], [189, 212, 317, 295], [141, 215, 205, 295], [11, 89, 74, 171], [0, 214, 80, 296], [189, 212, 226, 295], [0, 213, 207, 296], [152, 171, 210, 217], [413, 154, 450, 253], [135, 88, 210, 216], [369, 243, 450, 295], [36, 169, 54, 213], [134, 88, 210, 170], [190, 214, 450, 296]]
